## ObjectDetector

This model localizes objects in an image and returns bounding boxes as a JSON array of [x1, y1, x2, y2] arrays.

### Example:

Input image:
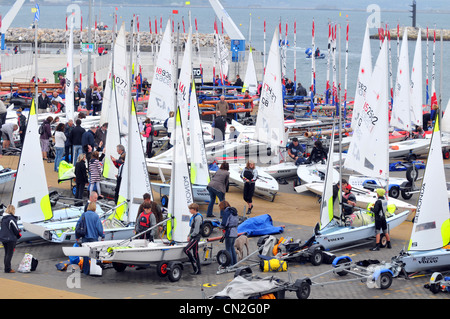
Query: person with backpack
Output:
[[184, 203, 203, 275], [91, 86, 102, 116], [39, 116, 53, 161], [135, 202, 157, 240], [0, 205, 21, 273], [219, 201, 239, 266], [141, 118, 154, 158], [88, 151, 103, 198], [370, 188, 392, 251], [75, 201, 104, 275]]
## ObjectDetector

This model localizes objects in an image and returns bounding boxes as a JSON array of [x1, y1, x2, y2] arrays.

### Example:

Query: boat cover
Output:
[[211, 275, 282, 299], [237, 214, 284, 237]]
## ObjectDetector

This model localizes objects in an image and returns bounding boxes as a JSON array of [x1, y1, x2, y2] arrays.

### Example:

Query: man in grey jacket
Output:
[[184, 203, 203, 275]]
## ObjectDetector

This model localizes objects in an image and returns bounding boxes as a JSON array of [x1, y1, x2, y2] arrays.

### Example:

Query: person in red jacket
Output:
[[141, 118, 154, 158]]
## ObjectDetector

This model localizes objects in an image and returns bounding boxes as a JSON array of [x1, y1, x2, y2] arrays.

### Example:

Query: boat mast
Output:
[[126, 17, 135, 223]]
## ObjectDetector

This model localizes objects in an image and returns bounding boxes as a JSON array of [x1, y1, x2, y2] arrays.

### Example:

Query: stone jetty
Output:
[[4, 27, 231, 47], [371, 26, 450, 40]]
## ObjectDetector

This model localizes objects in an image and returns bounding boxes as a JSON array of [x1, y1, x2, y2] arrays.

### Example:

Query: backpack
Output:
[[75, 213, 87, 238], [38, 123, 45, 135]]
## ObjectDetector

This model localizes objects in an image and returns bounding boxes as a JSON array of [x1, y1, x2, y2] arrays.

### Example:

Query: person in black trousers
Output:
[[74, 153, 89, 205], [241, 160, 258, 215], [0, 205, 21, 273]]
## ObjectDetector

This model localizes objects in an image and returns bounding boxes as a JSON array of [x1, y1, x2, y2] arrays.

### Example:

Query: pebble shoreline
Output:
[[4, 27, 231, 47], [370, 26, 450, 40]]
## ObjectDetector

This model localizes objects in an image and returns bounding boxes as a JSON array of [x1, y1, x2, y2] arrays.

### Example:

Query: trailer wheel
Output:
[[156, 261, 169, 277], [401, 182, 413, 200], [201, 221, 213, 238], [335, 258, 351, 276], [168, 263, 182, 282], [406, 166, 419, 183], [112, 262, 127, 272], [217, 249, 232, 267], [295, 281, 311, 299], [443, 150, 450, 160], [161, 195, 169, 208], [388, 186, 400, 199], [430, 272, 444, 294], [379, 233, 387, 248], [378, 272, 393, 289], [309, 249, 323, 266]]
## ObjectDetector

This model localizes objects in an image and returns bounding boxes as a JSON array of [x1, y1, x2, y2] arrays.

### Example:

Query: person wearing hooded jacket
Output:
[[0, 205, 21, 273], [219, 201, 239, 266]]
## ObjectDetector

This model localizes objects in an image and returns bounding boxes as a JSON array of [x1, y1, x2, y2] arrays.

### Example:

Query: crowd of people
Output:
[[0, 71, 396, 279]]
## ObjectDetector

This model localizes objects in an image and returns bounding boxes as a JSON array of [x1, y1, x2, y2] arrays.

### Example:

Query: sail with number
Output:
[[345, 38, 389, 181], [351, 24, 372, 130], [253, 27, 285, 163], [147, 19, 175, 122], [177, 28, 193, 142]]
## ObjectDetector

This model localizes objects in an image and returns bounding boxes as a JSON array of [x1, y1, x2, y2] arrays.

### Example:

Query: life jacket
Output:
[[138, 211, 153, 229]]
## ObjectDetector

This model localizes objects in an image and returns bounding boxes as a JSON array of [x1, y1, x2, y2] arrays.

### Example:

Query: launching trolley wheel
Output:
[[378, 272, 393, 290], [156, 261, 169, 277], [168, 263, 182, 282]]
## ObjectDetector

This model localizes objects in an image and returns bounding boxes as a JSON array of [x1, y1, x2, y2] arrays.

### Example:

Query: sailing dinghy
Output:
[[63, 108, 206, 280], [389, 116, 450, 273], [12, 99, 103, 242]]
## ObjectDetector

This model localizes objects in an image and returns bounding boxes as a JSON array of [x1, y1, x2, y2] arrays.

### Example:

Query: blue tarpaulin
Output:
[[389, 161, 426, 171], [237, 214, 284, 237]]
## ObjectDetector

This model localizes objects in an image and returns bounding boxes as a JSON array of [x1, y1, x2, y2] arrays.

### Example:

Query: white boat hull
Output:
[[152, 182, 211, 205], [397, 248, 450, 273], [300, 182, 416, 214], [63, 239, 206, 265], [297, 163, 340, 184], [228, 163, 279, 201], [259, 162, 298, 179], [314, 209, 410, 250], [389, 139, 430, 158]]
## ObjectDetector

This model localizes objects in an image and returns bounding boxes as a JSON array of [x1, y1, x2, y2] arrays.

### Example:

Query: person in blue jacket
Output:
[[76, 201, 104, 275]]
